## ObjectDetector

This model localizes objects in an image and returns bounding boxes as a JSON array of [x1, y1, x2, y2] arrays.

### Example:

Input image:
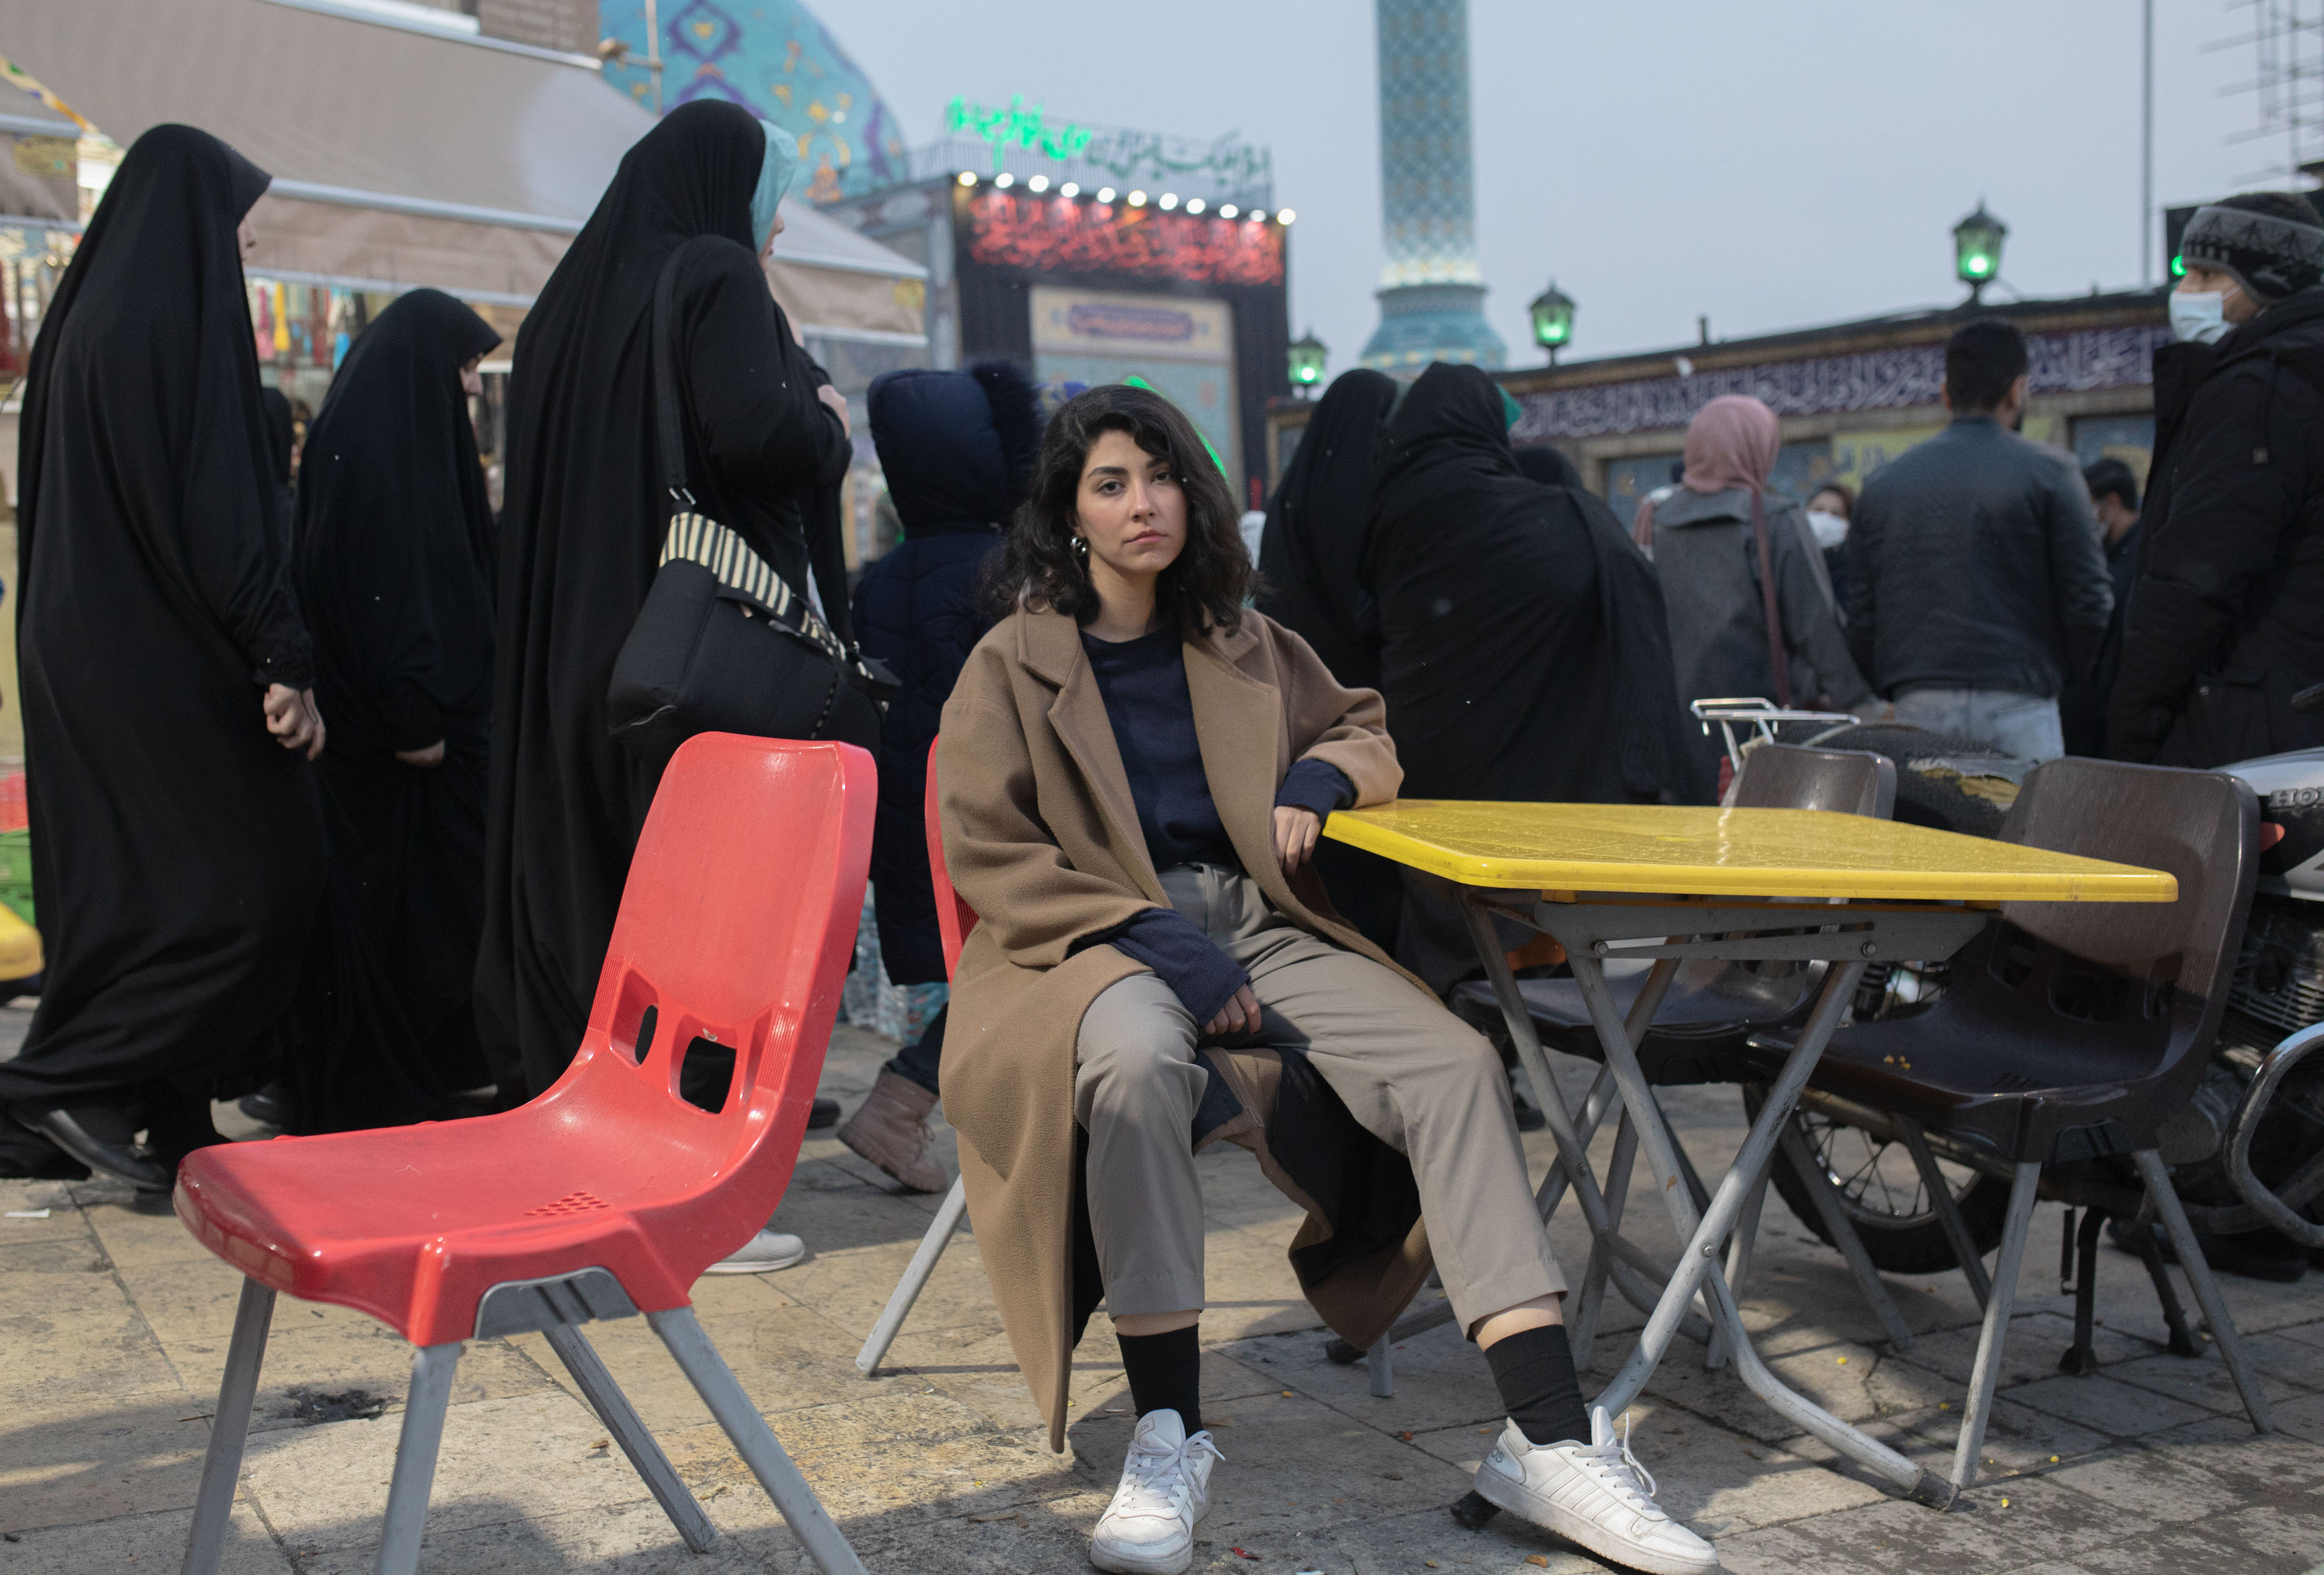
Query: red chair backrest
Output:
[[925, 739, 980, 977], [565, 734, 876, 1255]]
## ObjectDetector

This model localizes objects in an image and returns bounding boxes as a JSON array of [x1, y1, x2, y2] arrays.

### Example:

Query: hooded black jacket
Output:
[[851, 361, 1038, 985], [2109, 288, 2324, 765]]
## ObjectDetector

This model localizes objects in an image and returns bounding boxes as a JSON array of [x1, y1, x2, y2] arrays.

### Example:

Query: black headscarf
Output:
[[1515, 444, 1583, 490], [296, 289, 501, 759], [1256, 369, 1398, 690], [1362, 363, 1701, 805], [0, 125, 329, 1165], [476, 101, 852, 1097]]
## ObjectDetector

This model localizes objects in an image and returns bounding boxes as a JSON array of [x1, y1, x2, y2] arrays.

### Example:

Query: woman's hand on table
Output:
[[1204, 984, 1260, 1039], [1273, 805, 1322, 873]]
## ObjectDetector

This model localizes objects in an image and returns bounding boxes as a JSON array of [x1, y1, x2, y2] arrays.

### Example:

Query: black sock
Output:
[[1484, 1323, 1589, 1446], [1117, 1326, 1204, 1434]]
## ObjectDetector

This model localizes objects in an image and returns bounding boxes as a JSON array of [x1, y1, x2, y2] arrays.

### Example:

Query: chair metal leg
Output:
[[1951, 1161, 2041, 1490], [374, 1341, 463, 1575], [181, 1278, 275, 1575], [543, 1324, 716, 1553], [2133, 1149, 2273, 1433], [652, 1307, 869, 1575], [2058, 1207, 2106, 1376], [1776, 1116, 1917, 1351], [1896, 1115, 1992, 1311], [1368, 1335, 1394, 1398], [855, 1174, 970, 1376], [2124, 1210, 2201, 1357]]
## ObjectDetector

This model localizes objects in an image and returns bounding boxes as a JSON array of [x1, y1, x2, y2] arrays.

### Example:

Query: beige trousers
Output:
[[1074, 863, 1566, 1334]]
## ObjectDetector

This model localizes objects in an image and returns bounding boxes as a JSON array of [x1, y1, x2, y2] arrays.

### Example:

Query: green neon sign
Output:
[[947, 94, 1095, 173]]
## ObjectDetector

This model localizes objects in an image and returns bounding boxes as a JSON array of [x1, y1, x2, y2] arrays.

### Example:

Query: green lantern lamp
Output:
[[1287, 329, 1327, 396], [1953, 202, 2007, 306], [1529, 280, 1575, 364]]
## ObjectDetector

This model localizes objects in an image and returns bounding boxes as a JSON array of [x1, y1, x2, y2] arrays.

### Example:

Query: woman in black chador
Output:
[[476, 101, 852, 1110], [0, 125, 327, 1186], [295, 289, 501, 1095]]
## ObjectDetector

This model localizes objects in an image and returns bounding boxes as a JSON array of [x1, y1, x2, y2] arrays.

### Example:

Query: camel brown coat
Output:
[[937, 604, 1430, 1451]]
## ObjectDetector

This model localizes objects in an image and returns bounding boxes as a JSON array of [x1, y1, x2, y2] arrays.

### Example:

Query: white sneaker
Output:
[[702, 1229, 807, 1275], [1089, 1409, 1224, 1575], [1473, 1406, 1718, 1575]]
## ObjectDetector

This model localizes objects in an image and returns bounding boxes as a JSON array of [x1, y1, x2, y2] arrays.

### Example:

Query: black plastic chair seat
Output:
[[1751, 758, 2254, 1170], [1452, 961, 1821, 1086], [1748, 926, 2188, 1167]]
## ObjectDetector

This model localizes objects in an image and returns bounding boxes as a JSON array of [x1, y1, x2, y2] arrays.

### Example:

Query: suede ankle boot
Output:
[[837, 1069, 946, 1193]]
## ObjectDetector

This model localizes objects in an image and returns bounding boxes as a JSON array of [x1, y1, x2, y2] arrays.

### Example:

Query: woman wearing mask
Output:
[[0, 125, 325, 1185], [937, 382, 1715, 1575], [1362, 364, 1701, 988], [296, 289, 503, 1096], [1805, 480, 1855, 619], [1643, 396, 1873, 778], [476, 102, 851, 1271]]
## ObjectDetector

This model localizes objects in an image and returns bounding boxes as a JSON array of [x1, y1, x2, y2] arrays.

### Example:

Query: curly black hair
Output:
[[984, 383, 1251, 633]]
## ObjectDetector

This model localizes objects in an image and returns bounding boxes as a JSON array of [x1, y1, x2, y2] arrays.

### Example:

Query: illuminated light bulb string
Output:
[[952, 168, 1292, 230]]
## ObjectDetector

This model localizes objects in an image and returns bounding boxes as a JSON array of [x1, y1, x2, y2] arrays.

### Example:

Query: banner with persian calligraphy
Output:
[[964, 192, 1283, 287]]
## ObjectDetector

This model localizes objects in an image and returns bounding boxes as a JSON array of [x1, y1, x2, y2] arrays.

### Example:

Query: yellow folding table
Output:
[[1325, 799, 2175, 1509]]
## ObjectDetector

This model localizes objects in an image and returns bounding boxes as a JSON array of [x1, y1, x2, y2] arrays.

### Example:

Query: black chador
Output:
[[475, 101, 851, 1099], [295, 289, 502, 1096], [0, 126, 324, 1179]]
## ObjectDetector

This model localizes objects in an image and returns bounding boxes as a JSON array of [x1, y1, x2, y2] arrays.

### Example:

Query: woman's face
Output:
[[460, 354, 485, 398], [1809, 487, 1849, 521], [1073, 428, 1186, 581]]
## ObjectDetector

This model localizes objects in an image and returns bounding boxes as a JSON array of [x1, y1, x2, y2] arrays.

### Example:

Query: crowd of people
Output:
[[2, 96, 2322, 1575]]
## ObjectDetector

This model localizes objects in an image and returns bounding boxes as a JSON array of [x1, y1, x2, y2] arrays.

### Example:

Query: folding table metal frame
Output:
[[1325, 800, 2176, 1511]]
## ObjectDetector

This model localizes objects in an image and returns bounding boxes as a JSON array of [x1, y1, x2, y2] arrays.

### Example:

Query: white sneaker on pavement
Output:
[[1089, 1408, 1224, 1575], [702, 1229, 807, 1275], [1473, 1405, 1718, 1575]]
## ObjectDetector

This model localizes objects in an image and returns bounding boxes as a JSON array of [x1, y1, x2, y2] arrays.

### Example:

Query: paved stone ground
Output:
[[5, 1004, 2323, 1573]]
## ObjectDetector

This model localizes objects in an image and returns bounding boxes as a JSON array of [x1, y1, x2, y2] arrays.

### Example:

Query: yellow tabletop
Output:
[[1325, 801, 2178, 904]]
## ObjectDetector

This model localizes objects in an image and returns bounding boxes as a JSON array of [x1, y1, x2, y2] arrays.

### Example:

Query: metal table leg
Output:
[[1566, 946, 1956, 1508], [1458, 899, 1712, 1339]]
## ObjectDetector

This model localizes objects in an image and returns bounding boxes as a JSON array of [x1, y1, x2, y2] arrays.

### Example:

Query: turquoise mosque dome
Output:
[[599, 1, 909, 203]]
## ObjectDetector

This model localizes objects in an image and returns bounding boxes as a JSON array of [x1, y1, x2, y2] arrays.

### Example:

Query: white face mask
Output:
[[1805, 508, 1849, 550], [2170, 290, 2233, 344]]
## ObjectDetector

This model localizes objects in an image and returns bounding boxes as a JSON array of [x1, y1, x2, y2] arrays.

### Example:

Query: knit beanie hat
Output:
[[2181, 193, 2324, 303]]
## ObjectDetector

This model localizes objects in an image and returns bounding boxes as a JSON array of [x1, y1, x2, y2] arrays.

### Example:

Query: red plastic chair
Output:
[[853, 742, 978, 1376], [175, 735, 876, 1575]]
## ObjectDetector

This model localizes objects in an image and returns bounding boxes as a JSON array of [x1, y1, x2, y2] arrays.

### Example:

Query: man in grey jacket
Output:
[[1848, 318, 2115, 760]]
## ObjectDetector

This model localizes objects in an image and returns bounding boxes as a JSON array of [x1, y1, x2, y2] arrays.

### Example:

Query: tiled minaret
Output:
[[1360, 0, 1506, 370]]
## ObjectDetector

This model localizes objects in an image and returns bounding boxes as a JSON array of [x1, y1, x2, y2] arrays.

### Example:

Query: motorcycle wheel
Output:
[[1744, 1088, 2011, 1274]]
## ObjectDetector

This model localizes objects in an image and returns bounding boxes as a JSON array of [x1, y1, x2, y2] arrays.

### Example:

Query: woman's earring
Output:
[[1071, 533, 1089, 562]]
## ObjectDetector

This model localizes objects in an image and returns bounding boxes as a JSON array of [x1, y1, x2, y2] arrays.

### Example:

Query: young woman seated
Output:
[[933, 385, 1716, 1575]]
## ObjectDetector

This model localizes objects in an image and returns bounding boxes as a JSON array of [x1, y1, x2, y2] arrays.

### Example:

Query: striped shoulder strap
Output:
[[658, 510, 847, 660], [661, 511, 797, 618]]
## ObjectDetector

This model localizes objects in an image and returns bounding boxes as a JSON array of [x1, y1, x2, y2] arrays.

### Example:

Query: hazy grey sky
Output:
[[837, 1, 2300, 376]]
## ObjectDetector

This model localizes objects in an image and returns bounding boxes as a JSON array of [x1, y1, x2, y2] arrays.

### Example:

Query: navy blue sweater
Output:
[[1073, 625, 1351, 1023]]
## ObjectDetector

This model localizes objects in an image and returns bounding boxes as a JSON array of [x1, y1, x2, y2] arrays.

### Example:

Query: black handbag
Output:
[[606, 244, 893, 768]]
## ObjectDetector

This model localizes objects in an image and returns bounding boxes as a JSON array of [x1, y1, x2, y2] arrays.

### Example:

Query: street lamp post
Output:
[[1529, 280, 1575, 365], [1287, 329, 1327, 397], [1953, 202, 2006, 307]]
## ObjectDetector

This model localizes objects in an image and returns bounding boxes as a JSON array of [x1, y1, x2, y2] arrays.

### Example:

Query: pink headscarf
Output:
[[1681, 394, 1781, 494]]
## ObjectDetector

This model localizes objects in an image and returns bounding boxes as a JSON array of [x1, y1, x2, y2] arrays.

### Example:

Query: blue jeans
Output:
[[1892, 687, 2065, 762]]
